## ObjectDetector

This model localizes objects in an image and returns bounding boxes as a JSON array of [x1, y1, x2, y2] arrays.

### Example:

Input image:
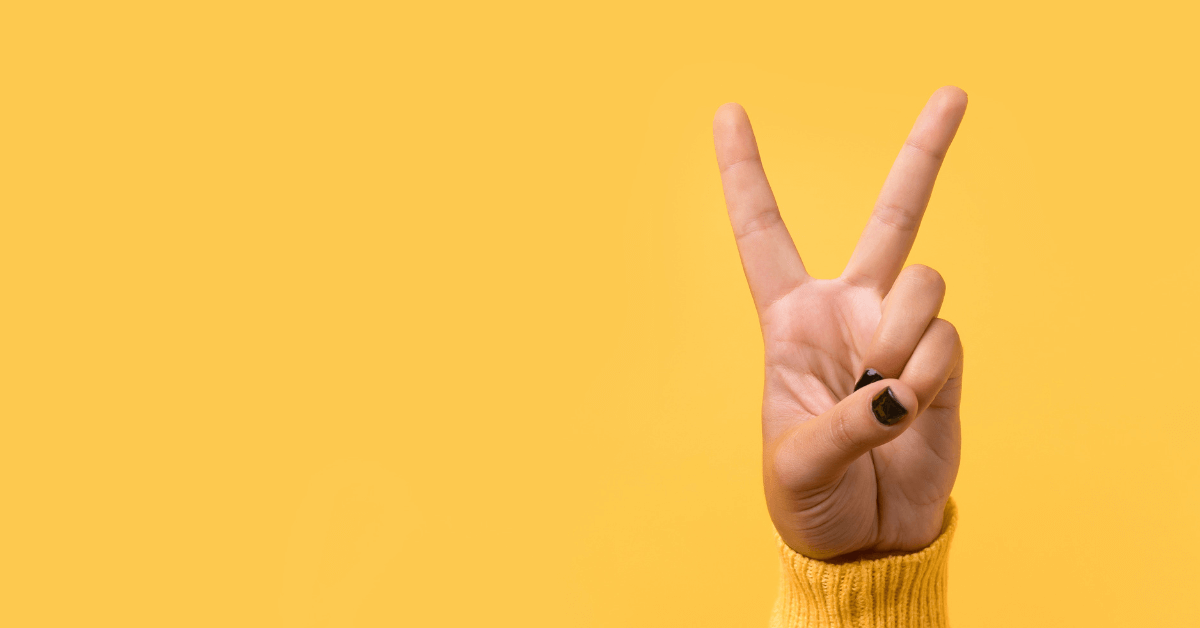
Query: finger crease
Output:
[[734, 208, 785, 242], [870, 201, 923, 233], [903, 137, 947, 161], [719, 154, 764, 175]]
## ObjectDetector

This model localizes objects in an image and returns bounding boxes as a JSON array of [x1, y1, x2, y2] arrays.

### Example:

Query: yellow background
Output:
[[2, 1, 1198, 626]]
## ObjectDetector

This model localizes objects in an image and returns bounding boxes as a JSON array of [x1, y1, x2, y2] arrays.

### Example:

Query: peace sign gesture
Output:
[[713, 87, 968, 560]]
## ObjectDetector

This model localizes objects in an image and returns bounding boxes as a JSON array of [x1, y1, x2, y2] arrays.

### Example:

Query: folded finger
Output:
[[853, 264, 946, 389]]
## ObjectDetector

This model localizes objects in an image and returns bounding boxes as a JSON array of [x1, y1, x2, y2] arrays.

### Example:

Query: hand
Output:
[[712, 87, 968, 560]]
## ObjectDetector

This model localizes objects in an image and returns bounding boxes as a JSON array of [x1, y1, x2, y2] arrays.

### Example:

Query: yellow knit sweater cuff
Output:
[[770, 499, 958, 628]]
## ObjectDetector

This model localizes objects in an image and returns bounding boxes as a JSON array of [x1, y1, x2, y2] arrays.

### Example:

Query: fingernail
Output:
[[854, 368, 883, 391], [871, 387, 908, 426]]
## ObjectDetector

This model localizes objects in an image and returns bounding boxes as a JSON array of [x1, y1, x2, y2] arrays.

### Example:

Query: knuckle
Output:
[[929, 317, 957, 337], [927, 318, 964, 362], [930, 318, 961, 348], [904, 264, 946, 293]]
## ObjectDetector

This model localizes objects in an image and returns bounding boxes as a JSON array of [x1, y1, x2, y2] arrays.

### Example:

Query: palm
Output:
[[714, 88, 969, 560], [763, 282, 961, 557]]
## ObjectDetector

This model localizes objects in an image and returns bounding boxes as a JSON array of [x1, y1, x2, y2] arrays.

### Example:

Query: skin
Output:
[[712, 87, 968, 561]]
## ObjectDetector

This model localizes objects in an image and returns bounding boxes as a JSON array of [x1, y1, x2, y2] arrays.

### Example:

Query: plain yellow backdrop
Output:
[[2, 1, 1199, 626]]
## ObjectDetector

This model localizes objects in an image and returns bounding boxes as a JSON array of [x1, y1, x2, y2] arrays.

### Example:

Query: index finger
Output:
[[713, 103, 809, 311], [841, 87, 968, 293]]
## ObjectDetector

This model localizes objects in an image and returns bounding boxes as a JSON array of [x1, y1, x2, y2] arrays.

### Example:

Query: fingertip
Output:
[[937, 85, 968, 102], [866, 380, 919, 428], [898, 263, 947, 296], [715, 101, 747, 121], [931, 86, 969, 118], [713, 102, 749, 136], [713, 102, 761, 168]]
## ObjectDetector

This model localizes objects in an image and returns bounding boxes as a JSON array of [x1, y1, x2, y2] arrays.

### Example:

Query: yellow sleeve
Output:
[[770, 499, 958, 628]]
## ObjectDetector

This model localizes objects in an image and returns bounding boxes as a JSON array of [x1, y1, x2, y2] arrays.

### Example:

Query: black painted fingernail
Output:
[[871, 387, 908, 426], [854, 368, 883, 391]]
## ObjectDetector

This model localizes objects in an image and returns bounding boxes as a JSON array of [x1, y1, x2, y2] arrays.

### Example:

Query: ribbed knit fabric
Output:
[[770, 499, 958, 628]]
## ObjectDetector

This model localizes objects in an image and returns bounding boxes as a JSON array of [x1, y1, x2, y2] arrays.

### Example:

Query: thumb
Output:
[[779, 379, 919, 486]]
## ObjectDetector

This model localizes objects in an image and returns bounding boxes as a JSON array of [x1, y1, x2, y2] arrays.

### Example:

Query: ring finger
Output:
[[853, 264, 946, 388]]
